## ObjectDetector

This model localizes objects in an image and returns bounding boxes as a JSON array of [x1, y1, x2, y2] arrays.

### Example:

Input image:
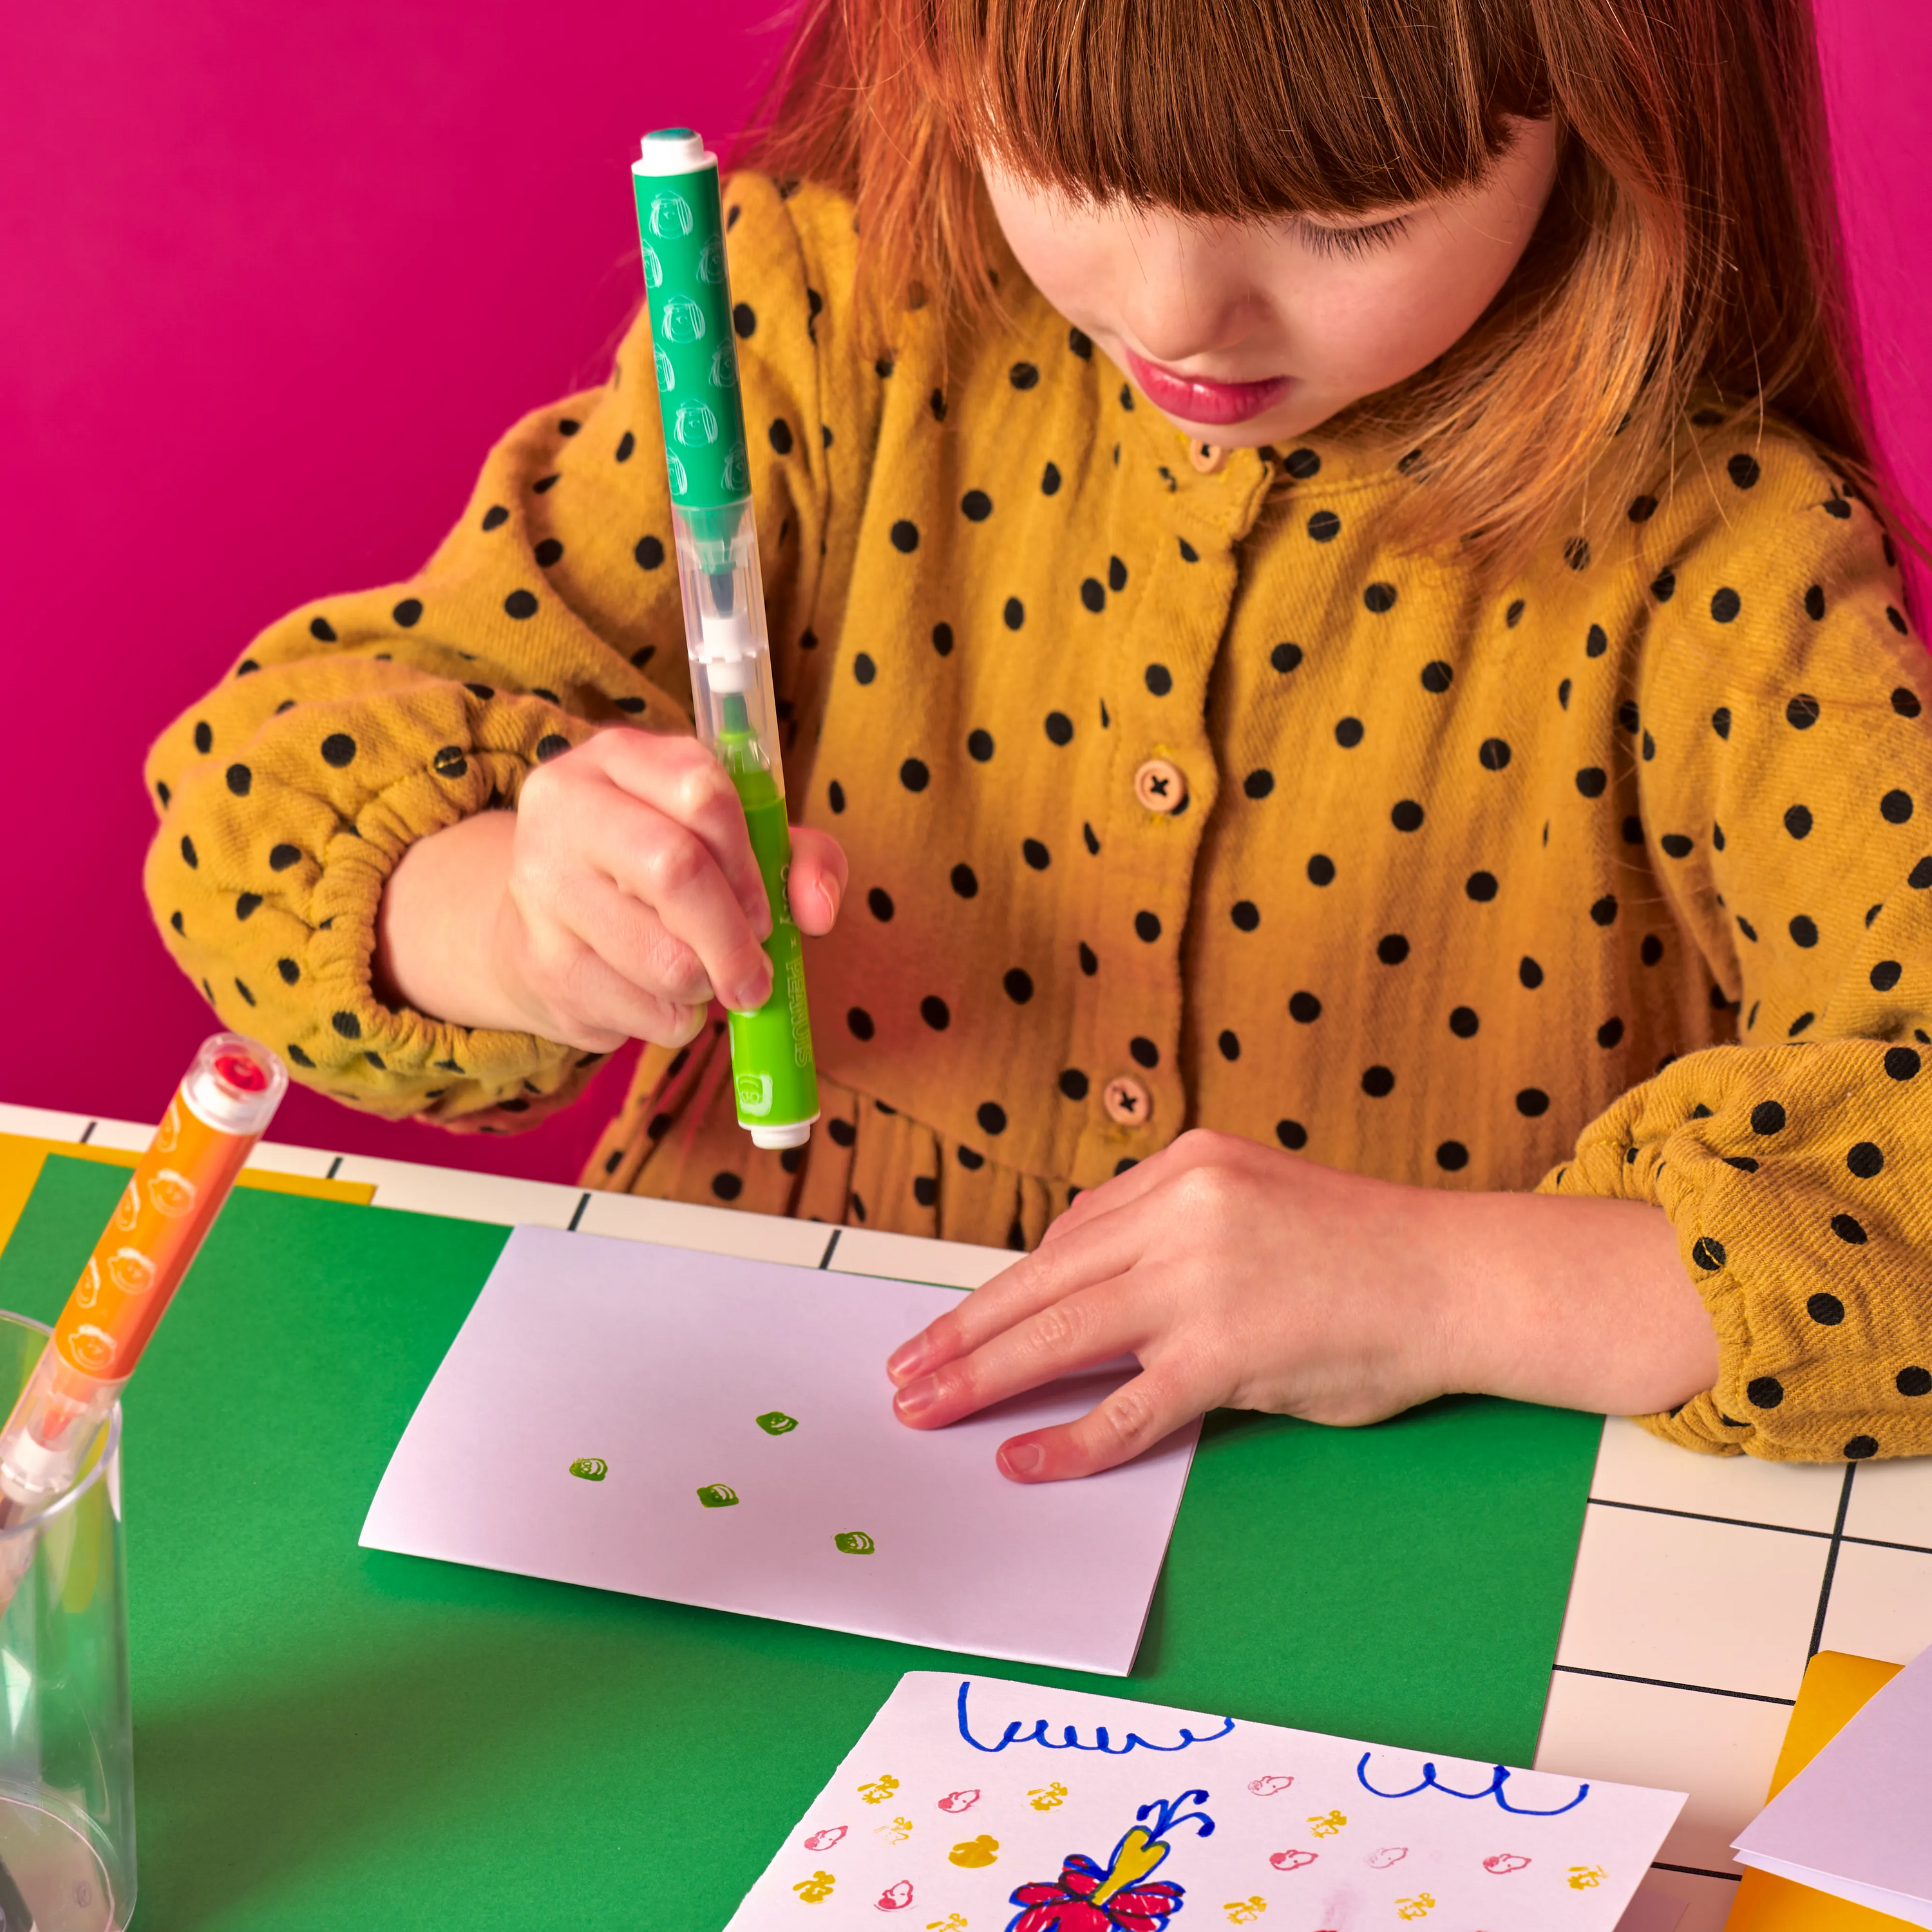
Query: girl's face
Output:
[[981, 118, 1559, 446]]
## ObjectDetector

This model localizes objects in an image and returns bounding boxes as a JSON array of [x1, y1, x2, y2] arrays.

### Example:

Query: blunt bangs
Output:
[[951, 0, 1548, 219]]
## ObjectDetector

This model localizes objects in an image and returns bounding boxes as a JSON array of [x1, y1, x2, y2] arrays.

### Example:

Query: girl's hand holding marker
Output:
[[149, 0, 1932, 1478], [375, 732, 847, 1056]]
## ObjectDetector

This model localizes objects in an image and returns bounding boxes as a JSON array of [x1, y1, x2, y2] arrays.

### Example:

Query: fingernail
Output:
[[819, 878, 841, 923], [999, 1439, 1044, 1479], [886, 1338, 925, 1381], [893, 1375, 937, 1421], [728, 967, 772, 1015]]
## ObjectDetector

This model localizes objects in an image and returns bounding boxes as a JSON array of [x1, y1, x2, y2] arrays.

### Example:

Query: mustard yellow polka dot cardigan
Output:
[[146, 175, 1932, 1465]]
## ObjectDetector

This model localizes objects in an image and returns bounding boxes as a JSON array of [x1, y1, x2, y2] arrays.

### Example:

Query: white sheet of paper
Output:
[[728, 1672, 1686, 1929], [359, 1226, 1197, 1675]]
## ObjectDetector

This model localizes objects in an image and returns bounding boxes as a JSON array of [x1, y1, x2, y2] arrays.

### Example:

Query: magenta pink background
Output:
[[2, 2, 1926, 1182]]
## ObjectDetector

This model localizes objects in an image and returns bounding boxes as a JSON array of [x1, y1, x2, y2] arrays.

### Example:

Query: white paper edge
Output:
[[1732, 1850, 1932, 1928]]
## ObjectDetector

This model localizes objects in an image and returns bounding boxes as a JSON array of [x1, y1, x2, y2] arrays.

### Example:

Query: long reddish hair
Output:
[[736, 0, 1900, 576]]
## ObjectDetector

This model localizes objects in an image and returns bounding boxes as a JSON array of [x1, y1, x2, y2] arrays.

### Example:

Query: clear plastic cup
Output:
[[0, 1311, 133, 1930]]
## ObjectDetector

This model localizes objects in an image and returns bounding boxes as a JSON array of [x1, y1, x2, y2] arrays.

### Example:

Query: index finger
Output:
[[886, 1205, 1146, 1387], [593, 730, 771, 937]]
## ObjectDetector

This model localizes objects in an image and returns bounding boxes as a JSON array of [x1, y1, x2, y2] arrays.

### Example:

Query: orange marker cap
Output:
[[52, 1034, 286, 1385]]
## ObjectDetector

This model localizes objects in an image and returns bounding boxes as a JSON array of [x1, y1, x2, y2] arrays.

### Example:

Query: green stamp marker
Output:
[[833, 1530, 875, 1555], [568, 1457, 608, 1482], [755, 1410, 798, 1435], [632, 128, 819, 1151], [696, 1482, 740, 1508]]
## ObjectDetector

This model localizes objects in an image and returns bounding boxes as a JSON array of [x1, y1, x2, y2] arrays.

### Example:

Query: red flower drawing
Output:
[[1007, 1852, 1185, 1932]]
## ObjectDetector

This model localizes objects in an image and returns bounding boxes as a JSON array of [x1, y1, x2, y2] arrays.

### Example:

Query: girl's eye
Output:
[[1298, 214, 1411, 261]]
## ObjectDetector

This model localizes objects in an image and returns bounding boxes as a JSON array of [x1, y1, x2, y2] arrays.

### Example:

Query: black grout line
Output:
[[567, 1191, 591, 1232], [1808, 1462, 1858, 1660], [817, 1228, 842, 1269], [325, 1155, 344, 1180], [77, 1121, 97, 1145], [1843, 1531, 1932, 1557], [1651, 1861, 1741, 1884], [1552, 1663, 1795, 1707], [1587, 1490, 1932, 1559], [1589, 1495, 1834, 1539]]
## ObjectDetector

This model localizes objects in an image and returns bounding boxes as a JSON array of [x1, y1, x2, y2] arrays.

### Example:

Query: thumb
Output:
[[788, 826, 848, 934]]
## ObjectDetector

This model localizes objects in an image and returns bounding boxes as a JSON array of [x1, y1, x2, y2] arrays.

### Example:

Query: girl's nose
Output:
[[1112, 236, 1260, 366]]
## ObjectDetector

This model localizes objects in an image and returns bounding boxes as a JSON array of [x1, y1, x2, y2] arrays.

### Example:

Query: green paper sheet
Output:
[[0, 1155, 1600, 1929]]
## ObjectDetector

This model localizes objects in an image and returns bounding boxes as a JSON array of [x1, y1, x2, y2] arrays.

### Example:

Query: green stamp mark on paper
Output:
[[755, 1411, 799, 1435], [568, 1457, 608, 1482], [697, 1483, 740, 1508], [833, 1530, 875, 1555]]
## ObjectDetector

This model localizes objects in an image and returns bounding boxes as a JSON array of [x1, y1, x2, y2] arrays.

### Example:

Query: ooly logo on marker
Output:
[[567, 1457, 607, 1482], [735, 1072, 773, 1117]]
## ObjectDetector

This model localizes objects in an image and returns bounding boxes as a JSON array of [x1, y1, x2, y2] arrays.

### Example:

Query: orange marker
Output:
[[0, 1034, 287, 1539]]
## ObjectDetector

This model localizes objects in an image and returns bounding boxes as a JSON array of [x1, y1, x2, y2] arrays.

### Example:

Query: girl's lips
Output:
[[1122, 349, 1291, 427]]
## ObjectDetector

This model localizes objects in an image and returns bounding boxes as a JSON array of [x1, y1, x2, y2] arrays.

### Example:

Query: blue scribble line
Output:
[[1136, 1790, 1216, 1839], [956, 1681, 1236, 1756], [1355, 1753, 1590, 1815]]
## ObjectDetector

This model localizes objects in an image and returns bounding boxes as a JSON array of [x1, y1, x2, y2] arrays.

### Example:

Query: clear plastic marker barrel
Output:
[[0, 1034, 287, 1563], [632, 128, 820, 1149]]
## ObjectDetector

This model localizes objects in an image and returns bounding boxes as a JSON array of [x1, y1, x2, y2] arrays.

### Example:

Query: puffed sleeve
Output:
[[1542, 433, 1932, 1461], [142, 173, 840, 1127]]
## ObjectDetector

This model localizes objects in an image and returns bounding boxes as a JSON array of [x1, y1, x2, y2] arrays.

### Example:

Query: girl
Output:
[[144, 0, 1932, 1482]]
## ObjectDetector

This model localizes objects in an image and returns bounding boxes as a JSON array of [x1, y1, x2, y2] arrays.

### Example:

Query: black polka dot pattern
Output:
[[138, 227, 1932, 1472]]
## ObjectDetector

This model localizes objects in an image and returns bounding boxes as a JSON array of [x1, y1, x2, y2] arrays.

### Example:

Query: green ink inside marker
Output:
[[755, 1410, 799, 1435], [568, 1456, 608, 1482], [632, 128, 819, 1151], [696, 1483, 740, 1508], [833, 1530, 875, 1555]]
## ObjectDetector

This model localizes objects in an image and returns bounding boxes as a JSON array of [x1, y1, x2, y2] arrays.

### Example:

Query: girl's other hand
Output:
[[884, 1130, 1714, 1482], [375, 729, 846, 1052]]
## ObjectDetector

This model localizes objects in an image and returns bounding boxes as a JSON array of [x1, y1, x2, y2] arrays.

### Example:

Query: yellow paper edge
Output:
[[1725, 1650, 1911, 1931], [0, 1133, 374, 1260]]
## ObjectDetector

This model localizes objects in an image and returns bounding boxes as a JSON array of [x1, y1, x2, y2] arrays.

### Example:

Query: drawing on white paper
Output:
[[723, 1674, 1686, 1931], [1007, 1788, 1211, 1930]]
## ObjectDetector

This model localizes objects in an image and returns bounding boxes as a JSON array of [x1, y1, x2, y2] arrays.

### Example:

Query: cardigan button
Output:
[[1133, 757, 1187, 813], [1103, 1076, 1151, 1126], [1188, 439, 1227, 475]]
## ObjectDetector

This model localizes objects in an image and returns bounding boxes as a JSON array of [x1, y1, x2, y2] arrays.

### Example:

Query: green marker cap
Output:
[[633, 129, 750, 542]]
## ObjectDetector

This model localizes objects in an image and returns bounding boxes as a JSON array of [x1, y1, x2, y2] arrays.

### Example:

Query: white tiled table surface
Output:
[[9, 1101, 1930, 1932]]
